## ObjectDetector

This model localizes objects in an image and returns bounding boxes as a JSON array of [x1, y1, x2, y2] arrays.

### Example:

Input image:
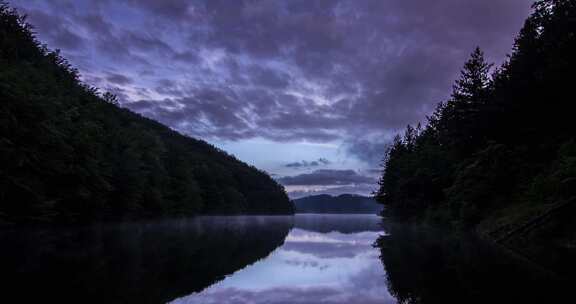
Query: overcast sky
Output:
[[11, 0, 533, 198]]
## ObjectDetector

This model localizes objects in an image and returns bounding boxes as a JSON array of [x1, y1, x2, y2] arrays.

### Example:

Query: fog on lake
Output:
[[0, 214, 568, 303]]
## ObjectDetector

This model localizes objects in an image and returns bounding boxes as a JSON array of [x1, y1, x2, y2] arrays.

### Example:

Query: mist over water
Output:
[[171, 214, 393, 304], [1, 215, 569, 304], [0, 217, 292, 304]]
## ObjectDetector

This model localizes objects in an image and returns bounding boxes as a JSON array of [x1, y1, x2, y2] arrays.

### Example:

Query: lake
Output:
[[170, 214, 392, 304], [0, 214, 569, 303]]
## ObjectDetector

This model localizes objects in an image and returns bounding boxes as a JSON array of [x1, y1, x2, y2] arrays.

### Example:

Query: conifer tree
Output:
[[437, 47, 492, 155]]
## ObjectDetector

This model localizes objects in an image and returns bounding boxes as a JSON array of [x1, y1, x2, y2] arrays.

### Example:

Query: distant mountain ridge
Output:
[[293, 194, 382, 214]]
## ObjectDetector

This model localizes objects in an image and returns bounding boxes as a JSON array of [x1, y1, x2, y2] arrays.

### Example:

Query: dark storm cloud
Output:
[[247, 65, 292, 89], [106, 73, 133, 85], [121, 0, 193, 20], [125, 90, 344, 142], [345, 138, 392, 165], [52, 27, 84, 49], [12, 0, 533, 165], [285, 158, 331, 169], [23, 8, 85, 50], [76, 13, 114, 36], [172, 51, 198, 63], [278, 169, 376, 186], [123, 31, 174, 54]]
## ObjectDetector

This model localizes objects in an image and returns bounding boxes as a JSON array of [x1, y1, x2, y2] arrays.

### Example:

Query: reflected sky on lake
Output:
[[171, 215, 396, 304], [4, 214, 565, 304]]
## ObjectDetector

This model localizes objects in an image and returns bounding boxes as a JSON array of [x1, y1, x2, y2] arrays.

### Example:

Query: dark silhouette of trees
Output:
[[435, 47, 493, 156], [376, 0, 576, 242], [0, 3, 293, 224]]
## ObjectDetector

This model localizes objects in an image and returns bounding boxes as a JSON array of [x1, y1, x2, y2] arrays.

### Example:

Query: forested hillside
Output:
[[293, 194, 381, 214], [376, 0, 576, 261], [0, 4, 293, 224]]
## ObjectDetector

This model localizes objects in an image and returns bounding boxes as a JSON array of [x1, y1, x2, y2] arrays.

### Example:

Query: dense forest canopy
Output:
[[0, 3, 293, 224], [376, 0, 576, 260]]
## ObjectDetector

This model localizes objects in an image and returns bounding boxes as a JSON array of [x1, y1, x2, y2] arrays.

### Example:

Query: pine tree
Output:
[[452, 47, 492, 103], [437, 47, 492, 155]]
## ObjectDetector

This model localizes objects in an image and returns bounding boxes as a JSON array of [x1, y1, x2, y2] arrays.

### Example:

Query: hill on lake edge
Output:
[[293, 194, 382, 214], [0, 4, 293, 224]]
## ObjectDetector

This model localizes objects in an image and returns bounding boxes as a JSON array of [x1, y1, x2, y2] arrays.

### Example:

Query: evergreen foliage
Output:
[[376, 0, 576, 233], [0, 3, 293, 223]]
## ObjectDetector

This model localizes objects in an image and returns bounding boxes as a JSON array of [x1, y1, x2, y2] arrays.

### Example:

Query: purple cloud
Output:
[[9, 0, 534, 194], [285, 158, 331, 169], [278, 169, 377, 186]]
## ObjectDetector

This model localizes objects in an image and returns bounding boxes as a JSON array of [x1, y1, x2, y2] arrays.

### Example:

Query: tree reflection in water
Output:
[[0, 216, 293, 304], [376, 223, 570, 304], [172, 214, 395, 304]]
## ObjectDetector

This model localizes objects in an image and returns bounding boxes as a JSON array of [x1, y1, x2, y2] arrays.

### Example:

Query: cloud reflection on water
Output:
[[171, 216, 395, 304]]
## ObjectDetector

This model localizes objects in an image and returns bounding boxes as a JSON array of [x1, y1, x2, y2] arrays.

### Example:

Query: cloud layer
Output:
[[11, 0, 533, 195], [278, 169, 376, 186], [285, 158, 331, 169]]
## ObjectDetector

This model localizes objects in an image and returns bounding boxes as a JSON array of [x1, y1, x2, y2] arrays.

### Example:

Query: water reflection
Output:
[[377, 223, 570, 304], [293, 213, 383, 233], [5, 215, 561, 304], [172, 214, 394, 304], [0, 216, 292, 304]]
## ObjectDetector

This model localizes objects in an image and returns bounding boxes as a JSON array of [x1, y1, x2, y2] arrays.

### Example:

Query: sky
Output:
[[10, 0, 533, 198]]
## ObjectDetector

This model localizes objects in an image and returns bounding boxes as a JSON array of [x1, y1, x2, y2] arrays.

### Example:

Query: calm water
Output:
[[0, 214, 569, 303], [171, 214, 392, 304]]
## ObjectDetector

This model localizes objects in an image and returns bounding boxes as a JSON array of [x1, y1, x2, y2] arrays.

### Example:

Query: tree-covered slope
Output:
[[0, 4, 293, 223], [376, 0, 575, 266], [293, 194, 381, 214]]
